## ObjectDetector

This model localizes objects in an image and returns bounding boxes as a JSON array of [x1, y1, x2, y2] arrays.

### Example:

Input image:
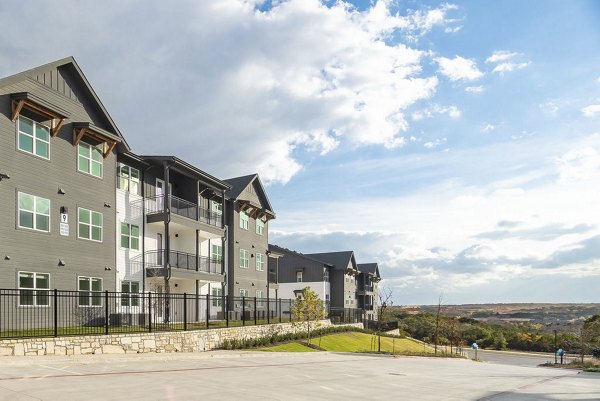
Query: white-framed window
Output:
[[296, 271, 303, 283], [78, 142, 103, 178], [78, 207, 102, 242], [255, 253, 265, 271], [121, 281, 139, 307], [323, 268, 329, 282], [239, 249, 249, 268], [78, 276, 103, 307], [18, 192, 50, 232], [117, 164, 140, 195], [210, 200, 222, 215], [239, 210, 249, 230], [211, 244, 223, 263], [240, 289, 249, 298], [256, 289, 264, 307], [18, 272, 50, 306], [120, 223, 139, 250], [17, 115, 50, 159], [256, 218, 264, 235], [212, 287, 222, 307]]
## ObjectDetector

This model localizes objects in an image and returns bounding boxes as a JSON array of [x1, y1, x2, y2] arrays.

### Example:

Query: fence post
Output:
[[225, 294, 229, 327], [53, 289, 58, 337], [104, 291, 109, 335], [279, 298, 282, 323], [267, 296, 270, 324], [183, 293, 187, 331], [290, 299, 293, 322], [242, 297, 246, 326], [252, 297, 256, 325], [205, 293, 210, 328], [148, 292, 153, 333]]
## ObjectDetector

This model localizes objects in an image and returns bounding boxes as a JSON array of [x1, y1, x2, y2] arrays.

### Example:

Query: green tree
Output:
[[290, 286, 326, 343]]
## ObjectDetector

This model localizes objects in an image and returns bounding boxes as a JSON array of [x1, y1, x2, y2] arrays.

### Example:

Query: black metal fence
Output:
[[329, 307, 365, 324], [364, 319, 398, 332], [0, 289, 305, 339]]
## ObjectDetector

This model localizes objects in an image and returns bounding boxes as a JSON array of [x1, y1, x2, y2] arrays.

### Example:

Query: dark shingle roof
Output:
[[269, 244, 334, 267], [357, 263, 380, 278], [305, 251, 356, 270], [223, 174, 257, 199]]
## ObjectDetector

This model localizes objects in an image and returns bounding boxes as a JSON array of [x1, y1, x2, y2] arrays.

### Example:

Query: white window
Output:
[[78, 277, 103, 307], [239, 210, 249, 230], [78, 208, 103, 242], [240, 289, 249, 298], [18, 192, 50, 232], [78, 142, 103, 178], [239, 249, 249, 268], [256, 289, 264, 307], [121, 281, 139, 307], [211, 244, 223, 263], [323, 268, 329, 282], [18, 115, 50, 159], [256, 218, 265, 235], [117, 164, 140, 195], [210, 200, 222, 215], [255, 253, 265, 271], [120, 223, 139, 250], [296, 271, 303, 283], [18, 272, 50, 306], [212, 287, 222, 307]]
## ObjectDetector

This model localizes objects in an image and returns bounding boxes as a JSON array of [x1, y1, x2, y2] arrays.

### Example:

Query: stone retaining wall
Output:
[[0, 321, 364, 356]]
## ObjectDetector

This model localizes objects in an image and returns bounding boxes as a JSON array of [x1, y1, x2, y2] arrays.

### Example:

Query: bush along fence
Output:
[[0, 289, 364, 339]]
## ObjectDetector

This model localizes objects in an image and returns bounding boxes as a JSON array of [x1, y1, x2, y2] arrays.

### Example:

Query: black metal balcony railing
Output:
[[268, 271, 278, 284], [143, 194, 223, 228], [143, 250, 221, 274]]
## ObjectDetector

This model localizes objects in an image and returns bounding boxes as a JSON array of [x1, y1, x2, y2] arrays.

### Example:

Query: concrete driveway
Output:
[[0, 351, 597, 400]]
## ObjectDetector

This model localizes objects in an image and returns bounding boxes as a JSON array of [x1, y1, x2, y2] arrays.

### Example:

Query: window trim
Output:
[[239, 210, 249, 230], [117, 163, 140, 195], [239, 249, 249, 269], [210, 200, 222, 215], [17, 115, 50, 160], [77, 141, 104, 179], [211, 244, 223, 263], [296, 271, 303, 283], [78, 276, 103, 307], [120, 222, 140, 250], [78, 207, 103, 242], [18, 271, 50, 307], [255, 253, 265, 271], [121, 281, 140, 307], [17, 192, 50, 233], [212, 287, 223, 307], [256, 218, 265, 235]]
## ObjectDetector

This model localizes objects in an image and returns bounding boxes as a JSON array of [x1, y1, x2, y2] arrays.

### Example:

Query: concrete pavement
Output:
[[0, 351, 598, 400]]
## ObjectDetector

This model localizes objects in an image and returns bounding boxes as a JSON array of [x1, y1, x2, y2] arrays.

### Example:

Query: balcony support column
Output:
[[195, 229, 199, 272], [163, 162, 171, 320]]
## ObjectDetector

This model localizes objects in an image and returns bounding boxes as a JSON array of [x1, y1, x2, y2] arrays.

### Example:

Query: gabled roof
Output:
[[306, 251, 358, 271], [0, 56, 130, 151], [269, 244, 334, 268], [140, 155, 230, 191], [357, 263, 381, 278], [224, 173, 275, 214]]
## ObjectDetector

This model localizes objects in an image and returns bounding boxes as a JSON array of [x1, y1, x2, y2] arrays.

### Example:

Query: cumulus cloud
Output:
[[0, 0, 448, 184], [582, 105, 600, 118], [492, 62, 530, 74], [412, 104, 461, 121], [556, 145, 600, 182], [423, 137, 447, 149], [485, 50, 530, 75], [465, 85, 484, 93], [435, 55, 483, 81], [485, 50, 518, 63]]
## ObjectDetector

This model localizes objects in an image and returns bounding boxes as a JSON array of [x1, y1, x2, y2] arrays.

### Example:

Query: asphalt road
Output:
[[0, 351, 598, 401]]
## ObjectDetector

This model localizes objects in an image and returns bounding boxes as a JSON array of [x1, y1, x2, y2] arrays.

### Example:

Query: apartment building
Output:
[[267, 244, 333, 305], [0, 57, 128, 302], [356, 263, 381, 321], [305, 251, 359, 311], [223, 174, 276, 311]]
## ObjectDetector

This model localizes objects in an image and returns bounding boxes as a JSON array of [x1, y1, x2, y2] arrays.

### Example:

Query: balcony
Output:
[[137, 250, 224, 282], [143, 194, 223, 228], [357, 285, 374, 295]]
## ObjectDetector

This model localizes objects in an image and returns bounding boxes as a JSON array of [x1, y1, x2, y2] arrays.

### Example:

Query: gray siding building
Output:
[[0, 57, 129, 297], [357, 263, 381, 321], [223, 174, 275, 307], [305, 251, 359, 311]]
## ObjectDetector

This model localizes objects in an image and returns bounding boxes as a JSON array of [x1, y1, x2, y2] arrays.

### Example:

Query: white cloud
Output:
[[486, 50, 518, 63], [556, 145, 600, 182], [424, 137, 447, 149], [435, 55, 483, 81], [492, 61, 530, 74], [481, 123, 495, 133], [540, 101, 559, 115], [465, 85, 484, 93], [444, 25, 462, 33], [582, 105, 600, 118], [412, 104, 461, 121]]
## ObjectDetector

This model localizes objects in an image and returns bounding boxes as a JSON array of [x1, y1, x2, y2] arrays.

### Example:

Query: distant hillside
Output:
[[392, 303, 600, 330]]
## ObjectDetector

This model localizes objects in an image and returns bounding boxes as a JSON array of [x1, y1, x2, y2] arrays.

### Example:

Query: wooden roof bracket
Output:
[[51, 118, 66, 138], [73, 127, 87, 147], [103, 141, 117, 159], [11, 99, 25, 122]]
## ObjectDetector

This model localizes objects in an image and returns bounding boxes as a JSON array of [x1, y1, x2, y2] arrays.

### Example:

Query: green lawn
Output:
[[259, 342, 318, 352], [309, 332, 430, 354]]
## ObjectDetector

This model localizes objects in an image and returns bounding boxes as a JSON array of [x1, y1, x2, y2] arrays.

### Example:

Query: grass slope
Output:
[[310, 332, 429, 353], [260, 342, 318, 352]]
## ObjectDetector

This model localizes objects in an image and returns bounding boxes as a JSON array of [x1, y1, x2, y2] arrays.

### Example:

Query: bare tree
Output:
[[375, 286, 394, 352]]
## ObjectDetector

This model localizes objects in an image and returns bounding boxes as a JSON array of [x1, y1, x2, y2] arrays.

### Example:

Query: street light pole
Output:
[[554, 329, 557, 364]]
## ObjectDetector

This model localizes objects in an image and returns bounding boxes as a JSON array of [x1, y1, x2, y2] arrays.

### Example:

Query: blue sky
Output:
[[1, 0, 599, 304]]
